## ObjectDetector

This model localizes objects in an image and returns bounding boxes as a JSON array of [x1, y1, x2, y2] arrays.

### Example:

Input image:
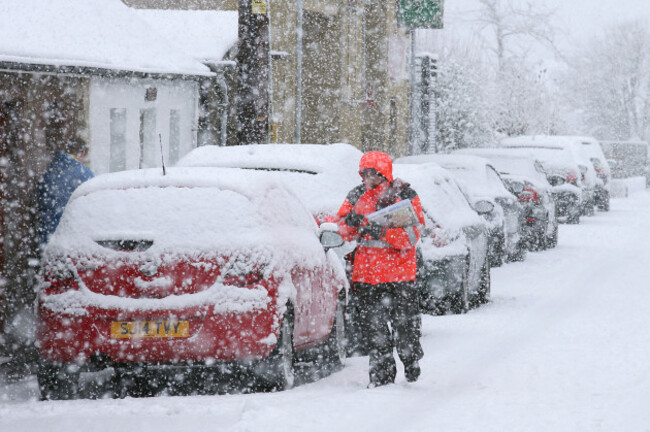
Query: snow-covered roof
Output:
[[0, 0, 212, 76], [176, 144, 364, 218], [134, 9, 238, 64]]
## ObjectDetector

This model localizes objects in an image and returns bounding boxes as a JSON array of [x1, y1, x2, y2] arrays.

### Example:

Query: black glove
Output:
[[359, 223, 384, 240], [344, 211, 365, 227]]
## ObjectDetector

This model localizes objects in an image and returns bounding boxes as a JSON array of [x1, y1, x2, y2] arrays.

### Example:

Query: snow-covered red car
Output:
[[35, 167, 347, 399]]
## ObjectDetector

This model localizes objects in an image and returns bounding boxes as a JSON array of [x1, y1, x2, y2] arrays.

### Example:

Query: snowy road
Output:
[[2, 193, 650, 432]]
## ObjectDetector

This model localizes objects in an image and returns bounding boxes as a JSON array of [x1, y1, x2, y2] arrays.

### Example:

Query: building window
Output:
[[139, 108, 157, 169], [109, 108, 127, 172], [169, 110, 181, 164]]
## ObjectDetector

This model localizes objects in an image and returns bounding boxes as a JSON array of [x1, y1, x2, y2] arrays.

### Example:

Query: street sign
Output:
[[399, 0, 444, 29], [252, 0, 267, 14]]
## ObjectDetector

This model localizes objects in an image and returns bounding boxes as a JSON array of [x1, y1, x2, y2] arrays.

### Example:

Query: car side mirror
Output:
[[547, 175, 565, 187], [319, 222, 344, 249], [320, 231, 344, 250], [473, 200, 494, 215]]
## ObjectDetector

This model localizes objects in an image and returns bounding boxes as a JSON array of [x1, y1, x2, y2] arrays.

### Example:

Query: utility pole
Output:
[[237, 0, 269, 145]]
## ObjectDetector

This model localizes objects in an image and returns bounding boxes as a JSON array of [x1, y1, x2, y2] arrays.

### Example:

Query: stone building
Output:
[[124, 0, 412, 154]]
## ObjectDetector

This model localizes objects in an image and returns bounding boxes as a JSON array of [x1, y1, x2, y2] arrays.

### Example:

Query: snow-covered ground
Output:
[[2, 192, 650, 432]]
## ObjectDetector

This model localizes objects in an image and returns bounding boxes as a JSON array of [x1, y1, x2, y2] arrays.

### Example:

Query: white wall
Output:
[[88, 76, 199, 175]]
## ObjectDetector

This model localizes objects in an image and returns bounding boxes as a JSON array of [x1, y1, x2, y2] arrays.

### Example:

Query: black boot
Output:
[[404, 361, 420, 383]]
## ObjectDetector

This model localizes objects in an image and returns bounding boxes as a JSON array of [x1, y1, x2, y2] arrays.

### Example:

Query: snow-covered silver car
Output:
[[455, 148, 559, 250], [396, 154, 523, 266], [501, 136, 600, 217], [394, 163, 491, 313], [499, 143, 584, 224]]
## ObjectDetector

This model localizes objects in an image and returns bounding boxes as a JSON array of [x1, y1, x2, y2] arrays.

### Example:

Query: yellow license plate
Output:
[[110, 321, 189, 339]]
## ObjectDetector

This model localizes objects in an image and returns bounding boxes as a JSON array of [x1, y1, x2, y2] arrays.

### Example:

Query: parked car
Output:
[[455, 148, 558, 250], [570, 136, 612, 211], [35, 167, 348, 399], [176, 144, 363, 353], [176, 143, 363, 223], [394, 163, 491, 313], [499, 144, 584, 224], [396, 154, 523, 266], [501, 136, 600, 216]]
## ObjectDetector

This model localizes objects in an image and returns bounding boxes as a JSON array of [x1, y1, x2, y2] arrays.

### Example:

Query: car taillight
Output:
[[45, 278, 79, 293], [43, 272, 79, 294], [518, 188, 539, 203], [566, 171, 578, 185]]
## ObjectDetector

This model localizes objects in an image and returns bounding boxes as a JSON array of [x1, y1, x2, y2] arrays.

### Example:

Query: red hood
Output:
[[359, 151, 393, 183]]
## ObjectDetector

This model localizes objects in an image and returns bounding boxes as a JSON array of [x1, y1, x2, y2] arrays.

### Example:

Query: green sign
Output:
[[399, 0, 444, 29]]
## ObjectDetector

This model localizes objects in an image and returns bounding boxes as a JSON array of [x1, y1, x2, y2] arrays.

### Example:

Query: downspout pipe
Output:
[[295, 0, 303, 144], [216, 70, 229, 146], [205, 61, 235, 146]]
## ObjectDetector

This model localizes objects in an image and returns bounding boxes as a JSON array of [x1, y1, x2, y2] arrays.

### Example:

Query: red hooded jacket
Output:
[[337, 152, 425, 285]]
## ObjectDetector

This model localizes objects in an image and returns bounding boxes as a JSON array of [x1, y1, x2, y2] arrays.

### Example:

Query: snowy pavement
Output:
[[2, 192, 650, 432]]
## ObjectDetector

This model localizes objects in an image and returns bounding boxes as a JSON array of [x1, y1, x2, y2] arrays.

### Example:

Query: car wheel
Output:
[[324, 293, 346, 368], [509, 242, 527, 260], [258, 306, 295, 392], [38, 361, 79, 400], [450, 265, 469, 314], [477, 257, 491, 305], [567, 208, 580, 224], [587, 203, 595, 216], [537, 230, 548, 251], [489, 235, 504, 267], [547, 223, 559, 248], [598, 193, 610, 211]]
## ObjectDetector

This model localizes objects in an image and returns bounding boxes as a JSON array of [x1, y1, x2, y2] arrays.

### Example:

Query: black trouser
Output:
[[353, 281, 423, 385]]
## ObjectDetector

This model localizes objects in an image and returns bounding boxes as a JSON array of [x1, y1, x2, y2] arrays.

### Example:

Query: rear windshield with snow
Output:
[[49, 184, 318, 257]]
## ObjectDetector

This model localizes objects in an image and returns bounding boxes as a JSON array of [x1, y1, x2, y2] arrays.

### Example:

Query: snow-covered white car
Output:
[[501, 136, 601, 216], [454, 148, 559, 250], [396, 154, 523, 267], [176, 143, 363, 222], [394, 163, 491, 312], [498, 144, 584, 224], [35, 167, 347, 399]]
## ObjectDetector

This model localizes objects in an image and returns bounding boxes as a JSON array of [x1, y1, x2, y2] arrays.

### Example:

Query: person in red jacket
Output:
[[337, 151, 426, 387]]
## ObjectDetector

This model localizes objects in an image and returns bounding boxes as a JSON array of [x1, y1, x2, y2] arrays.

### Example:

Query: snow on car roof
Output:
[[498, 145, 580, 173], [501, 135, 597, 166], [395, 154, 512, 200], [393, 163, 484, 233], [176, 144, 364, 217], [47, 167, 324, 272], [454, 148, 550, 188]]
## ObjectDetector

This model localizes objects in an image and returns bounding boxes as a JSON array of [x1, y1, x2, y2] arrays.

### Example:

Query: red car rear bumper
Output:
[[36, 303, 279, 364]]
